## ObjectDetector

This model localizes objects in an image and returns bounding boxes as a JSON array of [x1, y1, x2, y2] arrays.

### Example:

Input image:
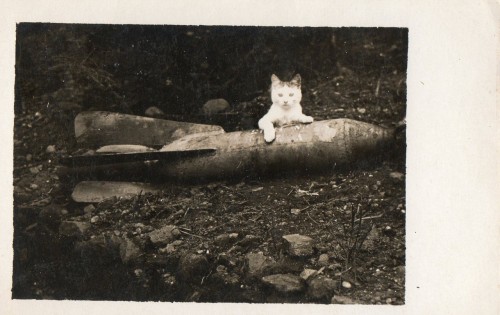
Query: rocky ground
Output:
[[12, 25, 407, 304]]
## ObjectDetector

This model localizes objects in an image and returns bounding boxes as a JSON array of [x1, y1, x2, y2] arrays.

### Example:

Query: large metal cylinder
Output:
[[158, 118, 395, 181]]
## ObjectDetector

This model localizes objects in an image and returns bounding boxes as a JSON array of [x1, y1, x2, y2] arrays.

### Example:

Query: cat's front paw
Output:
[[302, 116, 314, 124], [263, 128, 276, 143]]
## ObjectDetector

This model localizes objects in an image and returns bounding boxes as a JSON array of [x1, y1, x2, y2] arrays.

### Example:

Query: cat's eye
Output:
[[289, 93, 294, 97], [278, 93, 283, 97]]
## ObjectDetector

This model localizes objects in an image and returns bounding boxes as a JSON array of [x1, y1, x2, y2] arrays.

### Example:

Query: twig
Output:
[[307, 211, 320, 225], [179, 229, 205, 240], [354, 213, 383, 223]]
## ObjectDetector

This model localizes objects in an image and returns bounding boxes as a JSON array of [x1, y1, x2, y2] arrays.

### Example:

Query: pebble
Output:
[[59, 221, 90, 238], [46, 145, 56, 153], [144, 106, 165, 117], [90, 216, 100, 224], [237, 234, 260, 247], [331, 295, 356, 304], [29, 183, 39, 190], [177, 253, 210, 283], [147, 225, 180, 245], [300, 269, 318, 281], [389, 172, 404, 180], [119, 238, 142, 263], [341, 281, 352, 289], [202, 98, 230, 115], [214, 233, 233, 246], [318, 253, 329, 266], [246, 252, 276, 278], [307, 276, 338, 300], [83, 204, 95, 215], [282, 234, 314, 257], [38, 205, 64, 229], [357, 108, 366, 114], [26, 154, 32, 162], [261, 274, 305, 293], [29, 166, 41, 175], [290, 208, 301, 215]]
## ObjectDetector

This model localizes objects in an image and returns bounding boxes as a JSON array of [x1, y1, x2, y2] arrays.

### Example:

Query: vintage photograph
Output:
[[13, 24, 407, 304]]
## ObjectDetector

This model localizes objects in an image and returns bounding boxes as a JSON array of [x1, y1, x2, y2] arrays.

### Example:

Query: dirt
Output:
[[12, 24, 407, 304]]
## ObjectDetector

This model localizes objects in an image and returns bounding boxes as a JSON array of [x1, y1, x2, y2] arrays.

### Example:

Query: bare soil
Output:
[[13, 24, 407, 304]]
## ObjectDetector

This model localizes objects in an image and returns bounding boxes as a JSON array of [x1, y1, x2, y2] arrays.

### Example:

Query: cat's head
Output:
[[270, 74, 302, 109]]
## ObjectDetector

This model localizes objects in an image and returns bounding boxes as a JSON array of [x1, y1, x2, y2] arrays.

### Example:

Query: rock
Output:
[[29, 166, 41, 174], [147, 225, 180, 245], [59, 221, 90, 238], [211, 265, 240, 287], [177, 253, 210, 284], [30, 183, 39, 190], [307, 275, 338, 300], [383, 225, 396, 236], [341, 281, 352, 289], [261, 274, 305, 294], [331, 295, 357, 304], [214, 233, 233, 246], [74, 234, 121, 263], [395, 265, 405, 274], [318, 253, 329, 266], [363, 226, 380, 251], [119, 238, 142, 263], [83, 204, 95, 215], [46, 145, 56, 153], [246, 252, 276, 278], [282, 234, 314, 257], [202, 98, 230, 115], [290, 208, 301, 215], [274, 255, 305, 273], [389, 171, 404, 180], [357, 108, 366, 114], [26, 154, 32, 162], [236, 234, 260, 247], [38, 205, 65, 229], [144, 106, 165, 118], [90, 216, 100, 224], [300, 269, 318, 281]]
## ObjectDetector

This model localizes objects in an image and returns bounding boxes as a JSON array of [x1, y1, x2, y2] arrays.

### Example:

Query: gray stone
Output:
[[46, 145, 57, 153], [83, 204, 96, 215], [331, 295, 357, 304], [39, 205, 64, 229], [307, 275, 338, 300], [119, 238, 142, 263], [237, 234, 260, 247], [390, 171, 404, 180], [145, 106, 165, 118], [177, 253, 210, 283], [59, 221, 90, 238], [282, 234, 314, 257], [147, 225, 180, 245], [202, 98, 230, 115], [363, 226, 380, 251], [246, 252, 276, 278], [29, 166, 42, 174], [318, 253, 329, 266], [214, 233, 232, 246], [341, 280, 352, 289], [261, 274, 305, 293], [300, 268, 318, 281]]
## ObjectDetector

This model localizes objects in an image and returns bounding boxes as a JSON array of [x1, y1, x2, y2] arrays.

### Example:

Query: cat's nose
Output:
[[284, 101, 288, 104]]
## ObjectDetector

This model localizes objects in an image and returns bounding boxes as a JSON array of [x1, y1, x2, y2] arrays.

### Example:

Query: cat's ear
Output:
[[291, 74, 301, 86], [271, 74, 281, 85]]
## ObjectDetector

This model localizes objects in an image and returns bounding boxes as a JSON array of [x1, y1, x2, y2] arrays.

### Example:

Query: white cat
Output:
[[258, 74, 314, 143]]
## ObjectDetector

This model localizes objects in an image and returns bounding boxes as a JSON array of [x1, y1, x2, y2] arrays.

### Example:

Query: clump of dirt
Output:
[[13, 24, 406, 304]]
